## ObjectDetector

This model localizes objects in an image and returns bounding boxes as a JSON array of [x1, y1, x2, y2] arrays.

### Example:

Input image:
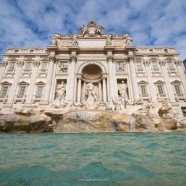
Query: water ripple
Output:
[[0, 133, 186, 185]]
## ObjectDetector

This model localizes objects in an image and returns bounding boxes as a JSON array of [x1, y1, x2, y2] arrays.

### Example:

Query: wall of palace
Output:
[[0, 21, 185, 118]]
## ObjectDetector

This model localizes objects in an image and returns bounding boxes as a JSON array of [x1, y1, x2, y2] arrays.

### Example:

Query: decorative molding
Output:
[[77, 61, 106, 74]]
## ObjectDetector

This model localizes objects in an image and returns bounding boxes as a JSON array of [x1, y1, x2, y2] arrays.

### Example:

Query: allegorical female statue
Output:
[[85, 82, 97, 104], [118, 81, 128, 101]]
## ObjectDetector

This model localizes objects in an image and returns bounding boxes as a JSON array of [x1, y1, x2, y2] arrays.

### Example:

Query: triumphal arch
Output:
[[0, 21, 186, 117]]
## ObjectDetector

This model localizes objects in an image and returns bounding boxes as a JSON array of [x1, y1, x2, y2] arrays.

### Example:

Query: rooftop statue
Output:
[[51, 33, 62, 46], [80, 20, 104, 37]]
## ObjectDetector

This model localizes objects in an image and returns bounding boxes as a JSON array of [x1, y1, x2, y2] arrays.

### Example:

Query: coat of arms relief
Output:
[[80, 20, 104, 37]]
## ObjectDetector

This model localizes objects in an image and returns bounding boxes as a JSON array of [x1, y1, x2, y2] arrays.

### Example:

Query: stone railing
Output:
[[14, 95, 26, 103], [137, 48, 176, 54], [6, 48, 47, 54], [0, 95, 8, 103], [174, 93, 186, 101]]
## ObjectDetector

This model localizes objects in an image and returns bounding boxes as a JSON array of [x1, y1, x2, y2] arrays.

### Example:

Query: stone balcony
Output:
[[14, 95, 26, 103], [174, 94, 186, 101], [5, 48, 47, 56], [32, 95, 44, 103], [0, 95, 8, 103], [139, 94, 152, 102]]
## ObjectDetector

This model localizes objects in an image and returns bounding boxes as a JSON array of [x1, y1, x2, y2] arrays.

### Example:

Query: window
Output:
[[136, 61, 143, 71], [167, 61, 175, 71], [41, 62, 47, 71], [157, 85, 164, 96], [174, 84, 182, 95], [140, 85, 147, 96], [17, 85, 26, 98], [24, 62, 31, 71], [8, 62, 15, 71], [0, 85, 9, 98], [151, 60, 159, 71], [36, 86, 44, 98]]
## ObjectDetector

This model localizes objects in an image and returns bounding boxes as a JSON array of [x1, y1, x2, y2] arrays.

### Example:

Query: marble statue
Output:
[[56, 81, 66, 101], [106, 34, 112, 46], [118, 81, 128, 100], [123, 34, 132, 46], [81, 25, 88, 36], [85, 82, 97, 104], [51, 33, 61, 46], [71, 35, 78, 46]]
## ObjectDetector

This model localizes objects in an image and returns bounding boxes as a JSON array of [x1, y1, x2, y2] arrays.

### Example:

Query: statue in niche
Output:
[[118, 81, 128, 99], [123, 34, 132, 46], [52, 81, 66, 108], [85, 82, 97, 104], [106, 34, 113, 46], [71, 35, 78, 46], [56, 81, 66, 101], [118, 81, 129, 108]]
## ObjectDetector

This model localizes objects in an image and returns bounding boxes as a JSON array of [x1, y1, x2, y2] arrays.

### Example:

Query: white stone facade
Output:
[[0, 21, 186, 117]]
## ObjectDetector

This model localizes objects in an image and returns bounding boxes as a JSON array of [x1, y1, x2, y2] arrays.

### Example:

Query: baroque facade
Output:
[[0, 21, 186, 118]]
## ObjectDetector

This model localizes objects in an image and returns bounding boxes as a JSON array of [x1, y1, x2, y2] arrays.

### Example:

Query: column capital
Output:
[[107, 55, 114, 62], [16, 60, 24, 67], [70, 55, 77, 62], [159, 59, 166, 66], [1, 60, 8, 67], [49, 56, 56, 63], [77, 73, 82, 79], [33, 59, 40, 67], [143, 59, 150, 66]]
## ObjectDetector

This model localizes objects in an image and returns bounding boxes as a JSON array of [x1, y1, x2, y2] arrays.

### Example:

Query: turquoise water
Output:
[[0, 133, 186, 186]]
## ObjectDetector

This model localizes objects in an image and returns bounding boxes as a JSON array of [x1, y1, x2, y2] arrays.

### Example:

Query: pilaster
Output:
[[43, 52, 55, 103]]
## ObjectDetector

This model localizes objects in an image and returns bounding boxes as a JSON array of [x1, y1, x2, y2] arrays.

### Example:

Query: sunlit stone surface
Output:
[[0, 21, 186, 132]]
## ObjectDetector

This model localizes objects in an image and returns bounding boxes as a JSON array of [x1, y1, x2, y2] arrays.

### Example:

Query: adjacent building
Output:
[[0, 21, 186, 117]]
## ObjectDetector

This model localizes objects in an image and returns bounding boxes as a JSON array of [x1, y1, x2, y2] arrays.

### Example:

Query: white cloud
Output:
[[0, 0, 185, 59]]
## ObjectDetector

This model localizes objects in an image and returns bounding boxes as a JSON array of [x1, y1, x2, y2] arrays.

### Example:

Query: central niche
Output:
[[82, 64, 102, 81]]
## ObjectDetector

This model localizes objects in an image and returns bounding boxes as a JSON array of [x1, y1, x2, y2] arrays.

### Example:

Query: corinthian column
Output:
[[8, 59, 24, 104], [77, 77, 82, 103], [107, 56, 114, 101], [0, 59, 8, 82], [98, 81, 102, 101], [128, 55, 139, 100], [103, 77, 107, 102], [66, 55, 76, 102], [43, 56, 55, 103]]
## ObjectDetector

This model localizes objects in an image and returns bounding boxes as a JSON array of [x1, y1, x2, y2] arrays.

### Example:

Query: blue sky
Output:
[[0, 0, 186, 59]]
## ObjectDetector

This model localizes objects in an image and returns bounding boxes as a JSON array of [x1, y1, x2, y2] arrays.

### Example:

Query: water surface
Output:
[[0, 133, 186, 186]]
